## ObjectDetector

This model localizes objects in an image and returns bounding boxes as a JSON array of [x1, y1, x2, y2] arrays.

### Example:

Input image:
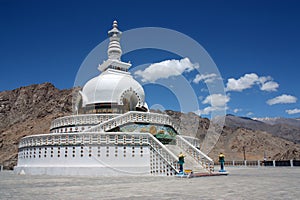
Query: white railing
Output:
[[18, 132, 179, 175], [84, 111, 180, 133], [176, 135, 214, 173], [19, 132, 148, 148], [50, 114, 120, 130], [181, 135, 201, 148], [148, 134, 179, 174]]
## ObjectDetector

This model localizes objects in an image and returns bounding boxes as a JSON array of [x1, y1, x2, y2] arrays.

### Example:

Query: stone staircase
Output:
[[165, 144, 208, 173], [83, 111, 179, 133]]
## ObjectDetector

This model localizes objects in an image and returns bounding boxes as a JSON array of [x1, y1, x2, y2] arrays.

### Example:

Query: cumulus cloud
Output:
[[226, 73, 279, 92], [286, 108, 300, 115], [202, 94, 230, 107], [195, 94, 229, 115], [226, 73, 258, 92], [260, 81, 279, 92], [193, 73, 218, 84], [266, 94, 297, 105], [134, 57, 198, 82]]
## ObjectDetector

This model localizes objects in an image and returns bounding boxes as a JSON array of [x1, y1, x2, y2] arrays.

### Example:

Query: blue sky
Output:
[[1, 0, 300, 118]]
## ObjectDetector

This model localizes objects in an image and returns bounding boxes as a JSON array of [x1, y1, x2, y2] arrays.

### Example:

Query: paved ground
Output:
[[0, 167, 299, 200]]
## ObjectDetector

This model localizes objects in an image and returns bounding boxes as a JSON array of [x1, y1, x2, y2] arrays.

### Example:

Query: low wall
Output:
[[215, 160, 300, 167]]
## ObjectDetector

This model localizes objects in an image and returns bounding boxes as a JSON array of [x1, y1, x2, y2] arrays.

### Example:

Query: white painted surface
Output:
[[81, 69, 145, 107]]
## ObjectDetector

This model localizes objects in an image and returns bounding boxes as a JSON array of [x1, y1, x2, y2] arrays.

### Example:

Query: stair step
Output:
[[165, 144, 206, 172]]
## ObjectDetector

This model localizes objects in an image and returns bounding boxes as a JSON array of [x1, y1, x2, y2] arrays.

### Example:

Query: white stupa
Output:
[[14, 21, 214, 176], [80, 21, 146, 112]]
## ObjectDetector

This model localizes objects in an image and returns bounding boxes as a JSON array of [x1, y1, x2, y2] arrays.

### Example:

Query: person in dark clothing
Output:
[[178, 152, 185, 172], [219, 152, 225, 171]]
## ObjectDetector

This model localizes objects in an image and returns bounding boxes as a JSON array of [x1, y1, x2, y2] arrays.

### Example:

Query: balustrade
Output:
[[85, 111, 180, 133], [176, 135, 214, 173], [50, 114, 119, 130]]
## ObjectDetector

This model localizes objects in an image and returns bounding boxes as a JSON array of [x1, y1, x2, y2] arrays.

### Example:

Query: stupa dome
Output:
[[81, 69, 145, 108]]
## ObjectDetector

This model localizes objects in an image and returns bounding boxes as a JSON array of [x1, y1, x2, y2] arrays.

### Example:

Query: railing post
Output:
[[0, 165, 3, 171], [258, 160, 260, 168], [233, 160, 235, 166], [290, 159, 294, 167], [273, 160, 276, 167], [244, 160, 247, 167]]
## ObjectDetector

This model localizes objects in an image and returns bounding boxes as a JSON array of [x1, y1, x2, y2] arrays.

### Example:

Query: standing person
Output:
[[219, 152, 225, 172], [178, 152, 185, 173]]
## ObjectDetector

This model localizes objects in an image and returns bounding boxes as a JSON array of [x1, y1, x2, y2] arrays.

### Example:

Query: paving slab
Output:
[[0, 167, 299, 199]]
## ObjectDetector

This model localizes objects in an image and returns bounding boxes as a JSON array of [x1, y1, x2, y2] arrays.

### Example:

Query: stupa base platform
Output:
[[14, 166, 151, 176]]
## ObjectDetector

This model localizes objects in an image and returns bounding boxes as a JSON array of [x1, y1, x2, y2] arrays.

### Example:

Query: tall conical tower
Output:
[[98, 20, 131, 72], [107, 20, 122, 60]]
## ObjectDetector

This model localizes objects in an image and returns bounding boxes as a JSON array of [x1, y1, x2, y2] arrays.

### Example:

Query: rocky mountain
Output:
[[0, 83, 74, 169], [220, 115, 300, 144], [1, 83, 300, 169]]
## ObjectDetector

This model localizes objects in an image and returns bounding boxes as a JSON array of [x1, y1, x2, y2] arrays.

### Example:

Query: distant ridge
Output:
[[254, 117, 300, 128], [224, 115, 300, 143]]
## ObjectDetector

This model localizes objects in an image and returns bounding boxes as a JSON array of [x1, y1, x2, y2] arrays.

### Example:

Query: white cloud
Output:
[[266, 94, 297, 105], [286, 108, 300, 115], [260, 81, 279, 92], [201, 106, 221, 115], [233, 108, 242, 113], [246, 112, 254, 116], [195, 106, 228, 115], [134, 57, 198, 82], [198, 96, 204, 101], [200, 88, 208, 92], [202, 94, 230, 107], [226, 73, 259, 92], [193, 73, 218, 84], [226, 73, 279, 92], [195, 94, 229, 115]]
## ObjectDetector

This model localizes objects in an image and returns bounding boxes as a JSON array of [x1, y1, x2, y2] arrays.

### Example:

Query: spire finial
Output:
[[107, 20, 122, 60], [113, 20, 118, 28]]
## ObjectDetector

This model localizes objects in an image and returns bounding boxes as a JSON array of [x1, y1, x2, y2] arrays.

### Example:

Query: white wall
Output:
[[16, 145, 150, 176]]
